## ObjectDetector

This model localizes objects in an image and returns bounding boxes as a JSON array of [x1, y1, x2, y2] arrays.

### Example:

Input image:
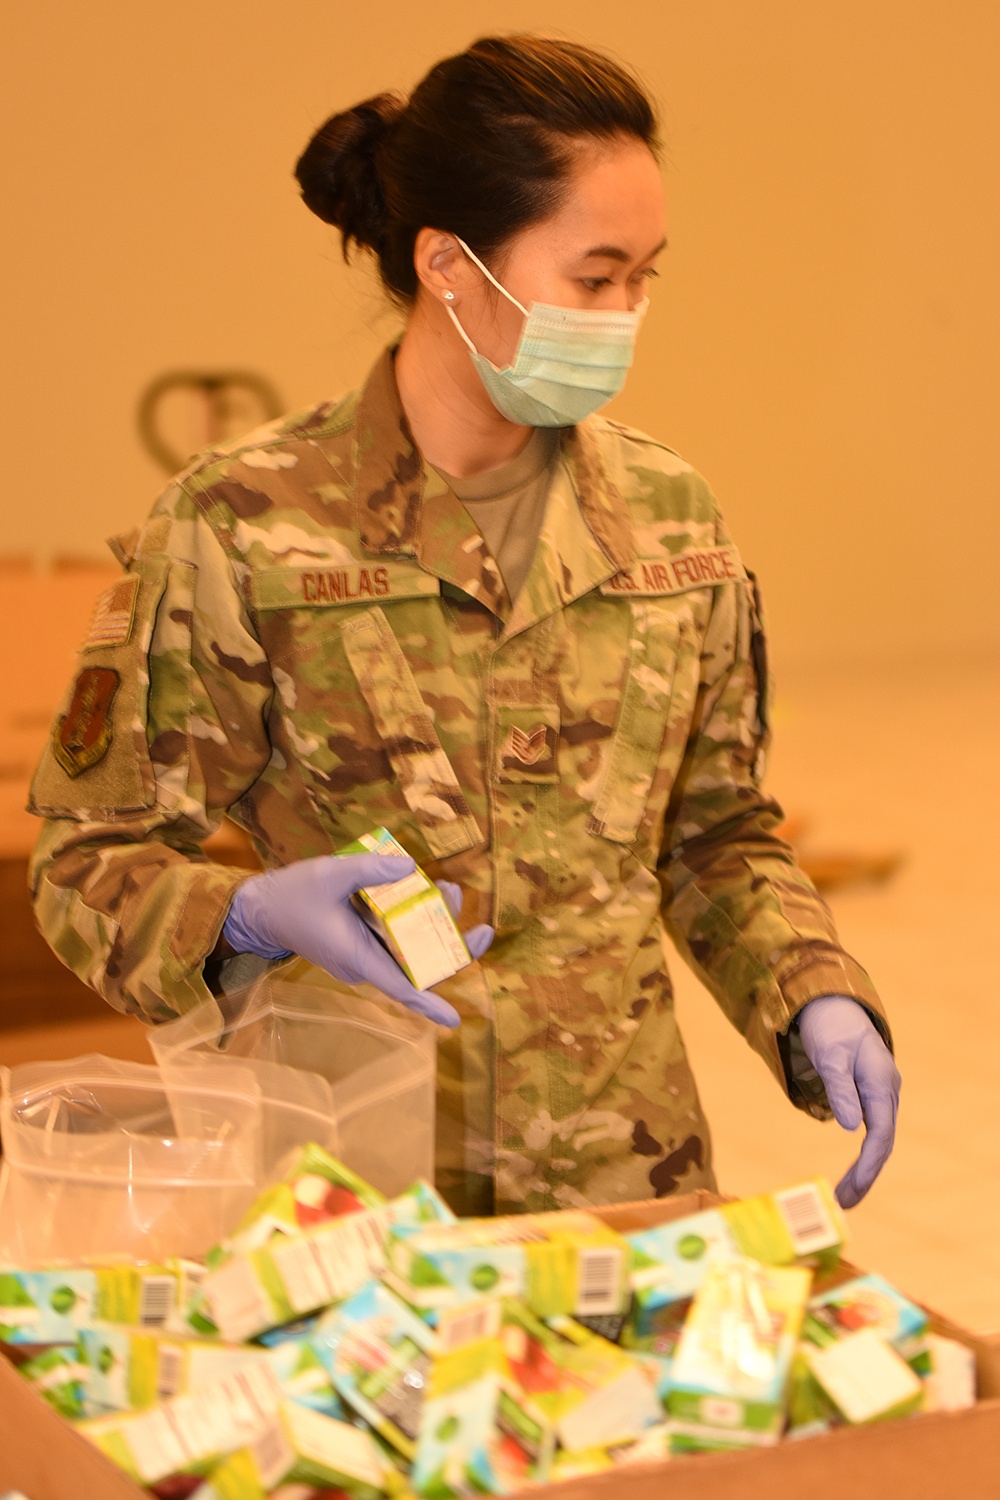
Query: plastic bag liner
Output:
[[149, 958, 437, 1204], [0, 1054, 264, 1264]]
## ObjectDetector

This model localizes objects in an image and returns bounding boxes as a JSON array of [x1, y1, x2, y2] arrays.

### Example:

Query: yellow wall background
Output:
[[4, 1, 998, 669]]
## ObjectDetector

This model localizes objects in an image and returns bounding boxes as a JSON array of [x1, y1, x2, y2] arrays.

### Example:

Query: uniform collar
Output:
[[350, 346, 636, 621]]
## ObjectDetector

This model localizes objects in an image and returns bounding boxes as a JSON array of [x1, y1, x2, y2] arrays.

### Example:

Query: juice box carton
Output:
[[922, 1332, 977, 1413], [188, 1447, 267, 1500], [206, 1143, 387, 1267], [668, 1258, 813, 1453], [17, 1343, 89, 1419], [310, 1279, 438, 1459], [265, 1330, 348, 1421], [340, 827, 471, 991], [626, 1179, 844, 1348], [801, 1273, 929, 1363], [0, 1259, 204, 1345], [412, 1337, 553, 1497], [633, 1349, 674, 1411], [201, 1181, 453, 1343], [548, 1424, 672, 1481], [498, 1302, 661, 1452], [786, 1347, 838, 1440], [384, 1210, 630, 1321], [802, 1326, 924, 1424], [77, 1361, 285, 1487], [78, 1324, 268, 1415], [190, 1401, 391, 1499]]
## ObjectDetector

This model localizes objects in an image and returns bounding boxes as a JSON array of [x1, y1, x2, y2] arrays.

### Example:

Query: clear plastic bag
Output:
[[0, 961, 436, 1266], [149, 958, 437, 1201], [0, 1053, 263, 1263]]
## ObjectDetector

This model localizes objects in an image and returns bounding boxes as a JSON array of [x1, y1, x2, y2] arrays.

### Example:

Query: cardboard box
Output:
[[2, 1190, 1000, 1500]]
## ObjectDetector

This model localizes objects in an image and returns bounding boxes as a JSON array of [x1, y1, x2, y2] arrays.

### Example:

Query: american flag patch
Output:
[[82, 576, 139, 651]]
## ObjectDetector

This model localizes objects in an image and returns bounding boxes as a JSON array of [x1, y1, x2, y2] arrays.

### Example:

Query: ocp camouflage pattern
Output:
[[29, 350, 888, 1214]]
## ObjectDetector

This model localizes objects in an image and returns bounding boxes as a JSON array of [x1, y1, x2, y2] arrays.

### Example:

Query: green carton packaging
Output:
[[206, 1142, 387, 1267], [498, 1302, 661, 1452], [384, 1210, 630, 1322], [79, 1324, 267, 1415], [412, 1337, 552, 1497], [340, 827, 471, 990], [201, 1180, 452, 1342], [0, 1259, 204, 1346], [192, 1401, 390, 1499], [17, 1343, 89, 1419], [311, 1279, 438, 1460], [803, 1327, 924, 1424], [668, 1258, 813, 1453], [627, 1179, 844, 1350], [265, 1330, 348, 1420], [78, 1361, 285, 1486], [802, 1273, 929, 1363]]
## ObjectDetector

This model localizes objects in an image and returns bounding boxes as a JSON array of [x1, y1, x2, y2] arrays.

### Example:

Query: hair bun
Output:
[[295, 93, 405, 253]]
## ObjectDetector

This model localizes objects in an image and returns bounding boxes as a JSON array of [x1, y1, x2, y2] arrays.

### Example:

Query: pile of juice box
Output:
[[0, 1146, 977, 1498]]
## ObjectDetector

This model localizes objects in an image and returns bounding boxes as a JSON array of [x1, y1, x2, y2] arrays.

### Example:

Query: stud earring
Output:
[[443, 291, 455, 302]]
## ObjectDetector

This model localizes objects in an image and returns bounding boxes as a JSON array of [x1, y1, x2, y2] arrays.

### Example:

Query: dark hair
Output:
[[295, 35, 659, 304]]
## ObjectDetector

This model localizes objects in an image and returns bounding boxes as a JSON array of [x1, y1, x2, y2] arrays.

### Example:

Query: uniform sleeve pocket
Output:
[[587, 602, 701, 860], [339, 608, 484, 860], [29, 554, 192, 819]]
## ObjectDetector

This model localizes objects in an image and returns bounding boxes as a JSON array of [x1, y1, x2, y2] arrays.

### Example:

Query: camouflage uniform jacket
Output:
[[29, 348, 888, 1214]]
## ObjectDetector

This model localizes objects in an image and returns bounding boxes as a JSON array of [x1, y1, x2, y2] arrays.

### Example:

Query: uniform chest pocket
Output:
[[587, 602, 701, 864], [338, 609, 484, 859]]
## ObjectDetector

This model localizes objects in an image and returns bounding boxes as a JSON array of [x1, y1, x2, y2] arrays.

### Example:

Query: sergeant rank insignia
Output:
[[53, 667, 120, 777]]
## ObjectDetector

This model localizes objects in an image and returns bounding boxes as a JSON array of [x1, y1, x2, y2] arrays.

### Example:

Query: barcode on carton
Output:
[[251, 1418, 295, 1488], [774, 1184, 838, 1256], [139, 1276, 176, 1327], [156, 1344, 185, 1401], [203, 1257, 275, 1342], [574, 1247, 624, 1317], [436, 1299, 502, 1352]]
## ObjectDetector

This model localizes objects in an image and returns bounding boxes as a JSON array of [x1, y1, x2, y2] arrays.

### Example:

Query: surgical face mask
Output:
[[445, 237, 648, 428]]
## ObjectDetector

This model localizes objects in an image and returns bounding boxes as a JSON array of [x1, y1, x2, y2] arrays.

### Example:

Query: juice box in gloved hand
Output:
[[339, 827, 471, 991]]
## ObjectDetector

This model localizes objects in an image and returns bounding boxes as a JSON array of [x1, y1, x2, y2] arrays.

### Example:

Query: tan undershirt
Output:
[[431, 428, 560, 604]]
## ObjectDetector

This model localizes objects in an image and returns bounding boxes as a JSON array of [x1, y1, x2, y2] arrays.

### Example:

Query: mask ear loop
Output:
[[443, 238, 529, 361], [454, 237, 530, 317]]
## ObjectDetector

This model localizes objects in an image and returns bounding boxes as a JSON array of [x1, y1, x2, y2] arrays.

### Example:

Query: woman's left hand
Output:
[[796, 995, 901, 1209]]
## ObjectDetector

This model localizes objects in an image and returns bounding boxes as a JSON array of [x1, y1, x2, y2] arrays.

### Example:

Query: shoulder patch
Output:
[[250, 561, 441, 611], [53, 667, 120, 777], [600, 545, 746, 598], [82, 576, 139, 650]]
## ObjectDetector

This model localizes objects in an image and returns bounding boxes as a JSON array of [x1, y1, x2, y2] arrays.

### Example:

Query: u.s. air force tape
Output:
[[599, 545, 745, 598]]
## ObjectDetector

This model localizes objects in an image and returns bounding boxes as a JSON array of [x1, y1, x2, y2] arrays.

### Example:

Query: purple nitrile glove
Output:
[[797, 994, 901, 1209], [222, 853, 493, 1028]]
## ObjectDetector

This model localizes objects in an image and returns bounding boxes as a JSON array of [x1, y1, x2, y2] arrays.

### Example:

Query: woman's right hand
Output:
[[222, 852, 492, 1026]]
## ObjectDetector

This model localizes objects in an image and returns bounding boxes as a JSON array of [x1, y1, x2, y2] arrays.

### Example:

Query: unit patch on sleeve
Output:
[[82, 575, 140, 650], [600, 545, 746, 598], [52, 667, 121, 777]]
